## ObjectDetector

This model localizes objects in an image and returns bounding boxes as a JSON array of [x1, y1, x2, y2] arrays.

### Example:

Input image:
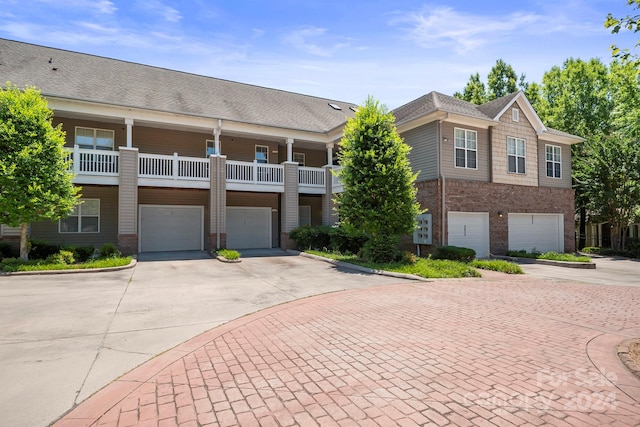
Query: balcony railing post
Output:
[[173, 152, 179, 180], [253, 160, 258, 184], [73, 144, 80, 174]]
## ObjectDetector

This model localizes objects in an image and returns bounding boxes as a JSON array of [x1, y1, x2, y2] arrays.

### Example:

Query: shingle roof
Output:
[[0, 39, 356, 134], [476, 91, 520, 119], [393, 91, 495, 125]]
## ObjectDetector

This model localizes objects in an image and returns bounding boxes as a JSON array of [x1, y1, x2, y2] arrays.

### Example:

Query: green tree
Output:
[[605, 0, 640, 63], [453, 72, 488, 104], [454, 59, 531, 104], [335, 96, 421, 262], [535, 58, 612, 249], [0, 83, 80, 260]]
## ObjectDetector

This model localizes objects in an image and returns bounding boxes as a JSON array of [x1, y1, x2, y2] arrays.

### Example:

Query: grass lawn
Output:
[[507, 250, 591, 263], [1, 256, 133, 272], [306, 250, 522, 278]]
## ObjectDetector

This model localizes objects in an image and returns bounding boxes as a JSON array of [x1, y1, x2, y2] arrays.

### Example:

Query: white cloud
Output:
[[135, 0, 182, 23], [392, 6, 541, 54], [284, 26, 350, 57], [30, 0, 117, 14]]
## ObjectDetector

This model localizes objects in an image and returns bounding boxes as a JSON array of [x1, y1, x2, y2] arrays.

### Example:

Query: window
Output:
[[59, 199, 100, 233], [75, 127, 114, 151], [255, 145, 268, 164], [545, 145, 562, 178], [206, 140, 219, 156], [293, 152, 305, 166], [507, 137, 526, 174], [512, 108, 520, 122], [454, 128, 477, 169]]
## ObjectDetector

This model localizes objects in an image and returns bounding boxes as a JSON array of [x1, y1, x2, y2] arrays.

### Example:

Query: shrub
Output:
[[0, 242, 18, 258], [73, 246, 96, 262], [28, 240, 61, 260], [217, 249, 240, 260], [329, 226, 368, 254], [580, 246, 601, 254], [362, 234, 401, 263], [434, 246, 476, 262], [470, 260, 523, 274], [401, 251, 418, 265], [46, 250, 75, 265], [289, 225, 332, 250], [99, 243, 121, 258], [507, 249, 541, 258], [1, 257, 28, 272]]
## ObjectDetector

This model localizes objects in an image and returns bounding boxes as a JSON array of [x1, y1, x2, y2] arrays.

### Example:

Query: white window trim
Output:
[[75, 126, 115, 151], [206, 139, 220, 156], [512, 108, 520, 122], [293, 152, 306, 166], [507, 136, 526, 174], [255, 145, 269, 163], [453, 128, 478, 170], [545, 144, 562, 179], [59, 199, 100, 233]]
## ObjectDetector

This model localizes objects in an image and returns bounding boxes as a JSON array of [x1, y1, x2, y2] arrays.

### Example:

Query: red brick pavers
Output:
[[54, 272, 640, 426]]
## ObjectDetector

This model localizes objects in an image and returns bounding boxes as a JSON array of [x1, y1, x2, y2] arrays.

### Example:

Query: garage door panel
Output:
[[140, 205, 203, 252], [448, 212, 489, 259], [508, 214, 563, 253], [226, 207, 271, 249]]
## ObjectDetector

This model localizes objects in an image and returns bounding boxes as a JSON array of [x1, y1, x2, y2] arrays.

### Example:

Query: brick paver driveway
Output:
[[54, 271, 640, 426]]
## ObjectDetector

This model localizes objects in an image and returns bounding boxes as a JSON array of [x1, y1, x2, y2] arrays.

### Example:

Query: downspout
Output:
[[216, 119, 222, 249]]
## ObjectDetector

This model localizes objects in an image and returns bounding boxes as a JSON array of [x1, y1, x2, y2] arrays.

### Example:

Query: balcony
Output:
[[67, 147, 337, 193]]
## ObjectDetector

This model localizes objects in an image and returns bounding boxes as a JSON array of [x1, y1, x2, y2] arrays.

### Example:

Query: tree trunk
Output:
[[19, 223, 28, 261], [578, 207, 586, 250]]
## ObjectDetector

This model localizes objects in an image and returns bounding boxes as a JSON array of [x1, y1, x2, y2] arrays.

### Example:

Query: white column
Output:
[[286, 138, 294, 162], [326, 143, 334, 166], [214, 128, 221, 155], [124, 118, 134, 148]]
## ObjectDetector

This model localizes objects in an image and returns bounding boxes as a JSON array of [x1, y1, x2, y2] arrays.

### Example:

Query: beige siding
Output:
[[118, 148, 138, 234], [30, 185, 119, 247], [134, 126, 210, 157], [227, 191, 279, 247], [138, 188, 210, 237], [282, 163, 299, 232], [53, 117, 126, 149], [209, 156, 227, 239], [491, 99, 539, 186], [221, 136, 279, 164], [285, 148, 327, 167], [440, 122, 490, 182], [538, 141, 572, 189], [403, 122, 438, 182]]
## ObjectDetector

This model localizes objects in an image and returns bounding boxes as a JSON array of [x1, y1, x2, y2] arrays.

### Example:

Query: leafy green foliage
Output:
[[1, 256, 132, 272], [335, 96, 421, 263], [362, 234, 401, 264], [433, 246, 476, 262], [0, 83, 80, 259], [0, 242, 18, 258], [289, 225, 332, 250], [217, 248, 240, 260], [99, 243, 120, 258], [289, 225, 368, 254], [508, 250, 591, 263], [605, 0, 640, 63], [454, 59, 532, 104], [45, 250, 75, 265], [72, 246, 96, 262], [469, 260, 523, 274], [28, 240, 62, 260], [453, 72, 488, 104]]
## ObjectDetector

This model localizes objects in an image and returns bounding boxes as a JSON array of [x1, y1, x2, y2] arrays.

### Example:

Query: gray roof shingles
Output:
[[0, 39, 356, 134], [393, 91, 497, 124]]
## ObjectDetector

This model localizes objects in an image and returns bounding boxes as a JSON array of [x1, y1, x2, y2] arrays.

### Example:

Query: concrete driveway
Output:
[[0, 250, 411, 427]]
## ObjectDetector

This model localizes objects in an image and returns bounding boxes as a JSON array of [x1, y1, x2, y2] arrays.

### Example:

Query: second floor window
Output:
[[546, 145, 562, 178], [255, 145, 268, 164], [454, 128, 477, 169], [293, 152, 305, 166], [76, 127, 114, 151], [507, 137, 526, 174]]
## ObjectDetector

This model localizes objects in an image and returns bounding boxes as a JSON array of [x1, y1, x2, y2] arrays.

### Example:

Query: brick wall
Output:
[[442, 179, 575, 254]]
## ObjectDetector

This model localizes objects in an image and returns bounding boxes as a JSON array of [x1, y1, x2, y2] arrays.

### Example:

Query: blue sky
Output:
[[1, 1, 638, 108]]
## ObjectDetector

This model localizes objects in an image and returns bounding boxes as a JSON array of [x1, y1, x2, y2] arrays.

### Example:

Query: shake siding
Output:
[[440, 122, 490, 182], [30, 185, 119, 247], [491, 100, 539, 186], [118, 148, 138, 235], [538, 141, 572, 189], [403, 122, 438, 182], [138, 188, 210, 237]]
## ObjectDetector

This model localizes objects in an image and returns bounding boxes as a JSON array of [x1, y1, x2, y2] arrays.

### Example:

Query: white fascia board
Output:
[[443, 113, 497, 129], [47, 97, 334, 144], [494, 92, 546, 133], [539, 132, 584, 145]]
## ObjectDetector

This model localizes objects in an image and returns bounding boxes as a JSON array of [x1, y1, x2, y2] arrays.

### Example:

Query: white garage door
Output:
[[509, 213, 564, 253], [226, 207, 271, 249], [448, 212, 490, 259], [139, 205, 204, 252]]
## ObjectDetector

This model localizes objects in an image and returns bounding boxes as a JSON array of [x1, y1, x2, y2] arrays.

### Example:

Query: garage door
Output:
[[139, 205, 204, 252], [448, 212, 490, 258], [226, 207, 271, 249], [508, 213, 564, 253]]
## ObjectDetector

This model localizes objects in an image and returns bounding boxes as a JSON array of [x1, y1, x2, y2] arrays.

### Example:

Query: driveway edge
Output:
[[0, 258, 137, 276], [493, 255, 596, 269]]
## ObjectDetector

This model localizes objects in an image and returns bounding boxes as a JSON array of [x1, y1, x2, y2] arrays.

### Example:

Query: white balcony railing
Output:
[[138, 153, 209, 181], [226, 160, 284, 185], [298, 166, 325, 187], [66, 145, 119, 176]]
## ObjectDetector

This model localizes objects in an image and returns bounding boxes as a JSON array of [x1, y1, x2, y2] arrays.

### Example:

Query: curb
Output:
[[287, 250, 430, 282], [215, 255, 241, 263], [492, 255, 596, 269], [0, 258, 137, 276]]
